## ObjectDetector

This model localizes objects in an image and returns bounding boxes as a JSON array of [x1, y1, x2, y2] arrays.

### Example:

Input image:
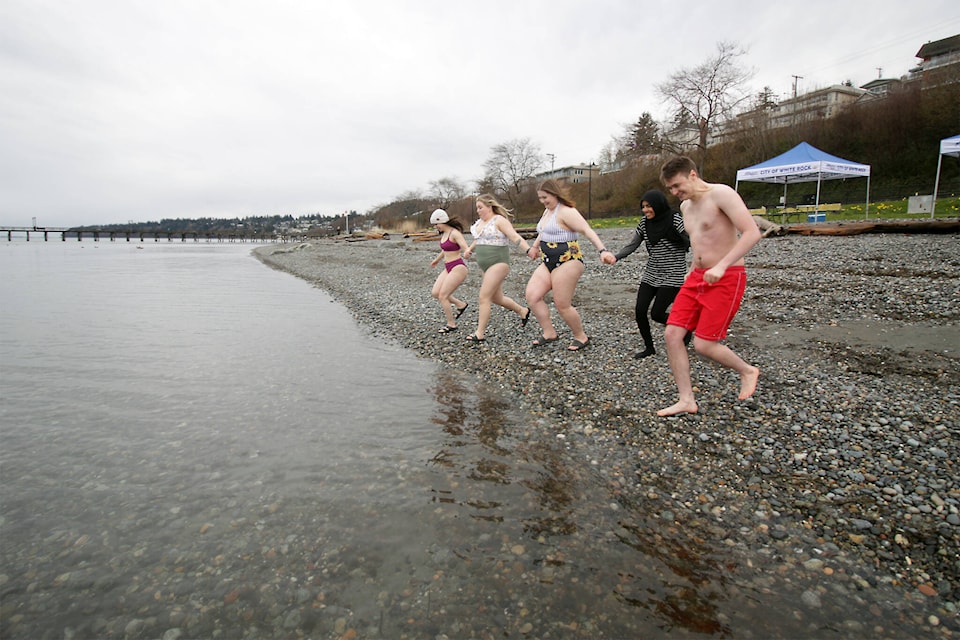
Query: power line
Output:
[[797, 17, 960, 78]]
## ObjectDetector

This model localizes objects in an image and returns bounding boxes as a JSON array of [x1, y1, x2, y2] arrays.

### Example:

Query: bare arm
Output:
[[528, 215, 543, 259], [494, 216, 531, 253], [705, 187, 762, 282], [464, 222, 479, 257], [527, 235, 541, 259], [557, 206, 615, 264]]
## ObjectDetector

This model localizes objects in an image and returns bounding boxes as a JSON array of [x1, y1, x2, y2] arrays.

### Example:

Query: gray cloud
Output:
[[1, 0, 957, 226]]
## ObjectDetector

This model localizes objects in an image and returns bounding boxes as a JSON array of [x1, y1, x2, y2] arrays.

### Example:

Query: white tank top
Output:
[[470, 216, 511, 246]]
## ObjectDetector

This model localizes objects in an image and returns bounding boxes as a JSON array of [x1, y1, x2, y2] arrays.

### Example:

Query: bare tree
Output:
[[656, 41, 754, 170], [597, 138, 619, 167], [482, 138, 544, 206], [428, 176, 468, 209]]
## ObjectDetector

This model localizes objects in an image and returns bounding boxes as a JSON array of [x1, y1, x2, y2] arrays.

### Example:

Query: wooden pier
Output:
[[2, 227, 280, 243]]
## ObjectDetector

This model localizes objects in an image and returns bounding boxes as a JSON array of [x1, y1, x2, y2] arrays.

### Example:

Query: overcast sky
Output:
[[1, 0, 958, 227]]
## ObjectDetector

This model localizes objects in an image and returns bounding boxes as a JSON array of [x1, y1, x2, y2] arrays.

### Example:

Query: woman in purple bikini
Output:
[[429, 208, 470, 333]]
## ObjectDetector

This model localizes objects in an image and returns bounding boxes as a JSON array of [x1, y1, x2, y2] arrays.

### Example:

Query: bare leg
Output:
[[451, 297, 467, 313], [493, 291, 527, 316], [657, 324, 698, 416], [490, 269, 525, 316], [474, 263, 511, 339], [433, 266, 467, 327], [695, 339, 760, 400], [474, 275, 494, 339], [525, 265, 558, 340], [431, 270, 454, 326], [491, 289, 527, 327], [549, 260, 587, 344]]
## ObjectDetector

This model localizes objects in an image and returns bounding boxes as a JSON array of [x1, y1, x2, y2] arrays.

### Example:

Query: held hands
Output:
[[601, 252, 616, 265], [526, 246, 539, 260]]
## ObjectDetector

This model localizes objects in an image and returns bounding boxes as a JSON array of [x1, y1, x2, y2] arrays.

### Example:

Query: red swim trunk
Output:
[[666, 266, 746, 341]]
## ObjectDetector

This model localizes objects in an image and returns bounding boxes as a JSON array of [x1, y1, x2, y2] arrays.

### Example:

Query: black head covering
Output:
[[641, 189, 675, 247]]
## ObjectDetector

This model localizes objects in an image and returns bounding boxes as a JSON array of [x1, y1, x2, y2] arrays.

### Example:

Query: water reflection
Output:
[[614, 517, 733, 636], [419, 367, 743, 637], [427, 370, 579, 536]]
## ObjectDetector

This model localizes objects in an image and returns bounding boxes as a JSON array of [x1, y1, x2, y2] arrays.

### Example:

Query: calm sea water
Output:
[[0, 240, 925, 639]]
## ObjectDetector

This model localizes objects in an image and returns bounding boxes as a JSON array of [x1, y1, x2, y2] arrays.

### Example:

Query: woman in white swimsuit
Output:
[[462, 194, 532, 343]]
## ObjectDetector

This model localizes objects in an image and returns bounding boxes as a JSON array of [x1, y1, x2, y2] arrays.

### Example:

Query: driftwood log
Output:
[[785, 219, 960, 236], [753, 216, 786, 237]]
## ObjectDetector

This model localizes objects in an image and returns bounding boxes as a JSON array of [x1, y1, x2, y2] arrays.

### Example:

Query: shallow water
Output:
[[0, 241, 929, 638]]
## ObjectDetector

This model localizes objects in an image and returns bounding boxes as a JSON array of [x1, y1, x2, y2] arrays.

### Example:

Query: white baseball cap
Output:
[[429, 209, 449, 224]]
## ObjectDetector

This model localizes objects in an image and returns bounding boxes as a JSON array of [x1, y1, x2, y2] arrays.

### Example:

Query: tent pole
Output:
[[865, 176, 871, 218], [932, 152, 944, 218], [781, 182, 788, 224], [815, 168, 823, 221]]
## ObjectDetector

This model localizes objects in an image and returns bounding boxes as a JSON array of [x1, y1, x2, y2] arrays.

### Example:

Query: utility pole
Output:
[[876, 67, 883, 78], [546, 153, 555, 171], [587, 163, 596, 219], [791, 75, 803, 98]]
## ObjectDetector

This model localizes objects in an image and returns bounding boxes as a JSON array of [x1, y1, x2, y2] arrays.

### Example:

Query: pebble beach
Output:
[[256, 228, 960, 636]]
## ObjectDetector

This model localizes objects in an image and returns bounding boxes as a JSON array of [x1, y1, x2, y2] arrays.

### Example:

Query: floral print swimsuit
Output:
[[536, 208, 582, 272]]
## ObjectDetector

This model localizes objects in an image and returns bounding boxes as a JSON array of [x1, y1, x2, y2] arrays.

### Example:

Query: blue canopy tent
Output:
[[932, 134, 960, 217], [735, 142, 871, 219]]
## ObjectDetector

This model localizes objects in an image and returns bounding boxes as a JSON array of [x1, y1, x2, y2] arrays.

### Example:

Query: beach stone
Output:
[[803, 559, 825, 571], [800, 590, 822, 608]]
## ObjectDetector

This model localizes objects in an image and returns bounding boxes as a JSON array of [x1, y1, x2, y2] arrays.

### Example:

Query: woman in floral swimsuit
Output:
[[525, 179, 615, 351]]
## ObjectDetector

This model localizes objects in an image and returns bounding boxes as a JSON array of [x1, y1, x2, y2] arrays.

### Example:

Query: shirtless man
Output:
[[656, 156, 761, 416]]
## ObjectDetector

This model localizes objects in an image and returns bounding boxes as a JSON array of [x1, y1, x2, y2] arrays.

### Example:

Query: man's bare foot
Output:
[[656, 400, 698, 417], [739, 366, 760, 400]]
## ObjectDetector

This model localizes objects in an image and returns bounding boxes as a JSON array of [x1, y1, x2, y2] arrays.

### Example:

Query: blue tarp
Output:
[[736, 142, 870, 184], [736, 142, 871, 218]]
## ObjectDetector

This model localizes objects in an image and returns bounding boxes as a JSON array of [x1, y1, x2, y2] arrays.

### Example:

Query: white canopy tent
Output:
[[735, 142, 871, 218], [932, 134, 960, 217]]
